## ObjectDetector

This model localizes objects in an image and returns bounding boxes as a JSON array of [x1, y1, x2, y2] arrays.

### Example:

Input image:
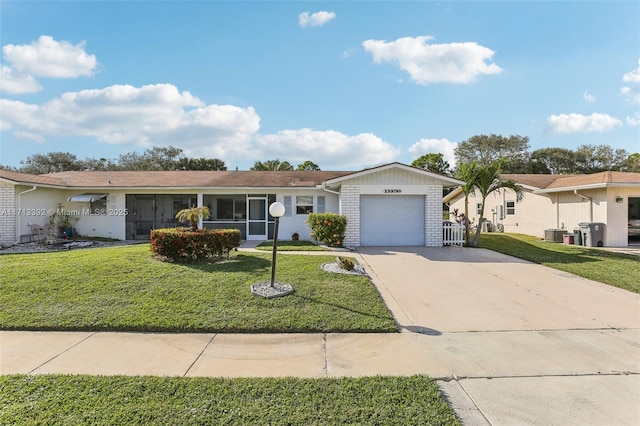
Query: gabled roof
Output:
[[323, 162, 463, 187], [0, 169, 351, 189]]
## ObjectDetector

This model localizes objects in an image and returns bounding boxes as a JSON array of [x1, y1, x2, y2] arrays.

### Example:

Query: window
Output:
[[204, 195, 246, 220], [296, 196, 314, 214], [283, 196, 292, 217], [476, 203, 483, 215], [506, 201, 516, 215], [90, 197, 107, 215]]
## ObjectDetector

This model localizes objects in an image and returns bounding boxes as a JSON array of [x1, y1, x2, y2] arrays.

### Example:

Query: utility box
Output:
[[544, 229, 567, 242], [578, 222, 605, 247]]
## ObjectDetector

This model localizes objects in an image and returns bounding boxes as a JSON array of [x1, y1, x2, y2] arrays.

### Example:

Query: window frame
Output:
[[506, 200, 516, 215], [295, 195, 315, 215]]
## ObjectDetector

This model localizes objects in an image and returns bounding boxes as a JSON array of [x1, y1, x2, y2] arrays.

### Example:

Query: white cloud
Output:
[[0, 82, 399, 169], [298, 11, 335, 28], [546, 113, 623, 134], [1, 35, 98, 94], [582, 90, 596, 103], [0, 84, 261, 158], [3, 35, 97, 78], [408, 138, 457, 167], [362, 35, 502, 85], [0, 65, 42, 94], [626, 113, 640, 127], [249, 129, 399, 169], [621, 59, 640, 104]]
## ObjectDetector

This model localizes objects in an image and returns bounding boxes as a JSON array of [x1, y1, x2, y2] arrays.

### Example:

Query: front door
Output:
[[247, 198, 267, 240]]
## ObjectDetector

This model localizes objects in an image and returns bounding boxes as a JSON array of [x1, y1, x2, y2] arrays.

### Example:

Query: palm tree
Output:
[[175, 206, 210, 231], [455, 161, 480, 247], [250, 159, 294, 171], [469, 158, 524, 247]]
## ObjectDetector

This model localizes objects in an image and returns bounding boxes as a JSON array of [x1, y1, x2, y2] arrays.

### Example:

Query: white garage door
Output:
[[360, 195, 425, 246]]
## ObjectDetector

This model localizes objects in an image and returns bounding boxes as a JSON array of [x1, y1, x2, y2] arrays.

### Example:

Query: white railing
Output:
[[443, 222, 465, 247]]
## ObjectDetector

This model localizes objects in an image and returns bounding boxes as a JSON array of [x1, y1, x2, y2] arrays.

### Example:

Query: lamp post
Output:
[[250, 201, 293, 298], [268, 201, 285, 288]]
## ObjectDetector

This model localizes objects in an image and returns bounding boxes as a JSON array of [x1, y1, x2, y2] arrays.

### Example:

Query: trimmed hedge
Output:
[[307, 213, 347, 248], [150, 228, 241, 262]]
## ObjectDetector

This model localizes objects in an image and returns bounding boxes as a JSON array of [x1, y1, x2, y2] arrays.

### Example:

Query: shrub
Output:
[[150, 228, 241, 262], [337, 256, 355, 271], [307, 213, 347, 248]]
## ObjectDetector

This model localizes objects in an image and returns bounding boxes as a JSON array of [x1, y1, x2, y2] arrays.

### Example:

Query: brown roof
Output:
[[542, 171, 640, 189], [500, 174, 569, 189], [501, 171, 640, 190], [0, 170, 66, 186], [0, 170, 351, 188]]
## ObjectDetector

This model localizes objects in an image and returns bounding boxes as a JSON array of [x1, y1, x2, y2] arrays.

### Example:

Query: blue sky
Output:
[[1, 1, 639, 171]]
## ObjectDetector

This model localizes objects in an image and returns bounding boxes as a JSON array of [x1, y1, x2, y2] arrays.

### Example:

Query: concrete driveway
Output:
[[356, 246, 640, 425]]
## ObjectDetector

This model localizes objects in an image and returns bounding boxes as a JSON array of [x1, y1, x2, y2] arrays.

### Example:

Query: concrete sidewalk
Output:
[[2, 245, 639, 425]]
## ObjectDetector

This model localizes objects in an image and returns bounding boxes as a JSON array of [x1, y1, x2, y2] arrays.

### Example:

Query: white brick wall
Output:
[[425, 185, 443, 247], [341, 185, 361, 248], [0, 182, 17, 246]]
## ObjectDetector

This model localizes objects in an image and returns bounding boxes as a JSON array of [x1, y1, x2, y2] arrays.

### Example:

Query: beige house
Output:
[[444, 171, 640, 247], [1, 163, 463, 248]]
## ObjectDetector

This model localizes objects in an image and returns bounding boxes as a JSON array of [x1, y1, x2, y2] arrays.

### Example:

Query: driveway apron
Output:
[[356, 246, 640, 426]]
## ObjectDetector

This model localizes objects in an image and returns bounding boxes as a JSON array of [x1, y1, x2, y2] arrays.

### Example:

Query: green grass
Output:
[[480, 233, 640, 293], [256, 240, 330, 251], [0, 375, 459, 425], [0, 245, 396, 332]]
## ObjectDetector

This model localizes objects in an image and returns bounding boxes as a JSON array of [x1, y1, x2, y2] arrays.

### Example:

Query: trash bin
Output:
[[573, 228, 582, 246], [562, 234, 574, 245], [578, 222, 605, 247]]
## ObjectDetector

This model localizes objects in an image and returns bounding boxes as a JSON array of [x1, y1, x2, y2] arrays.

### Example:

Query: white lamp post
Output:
[[250, 201, 294, 298], [268, 201, 285, 288]]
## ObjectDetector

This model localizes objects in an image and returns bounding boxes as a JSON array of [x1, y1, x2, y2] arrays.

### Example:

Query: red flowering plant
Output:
[[306, 213, 347, 247]]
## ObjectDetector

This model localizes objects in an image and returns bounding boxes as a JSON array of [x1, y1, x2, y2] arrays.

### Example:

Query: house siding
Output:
[[449, 185, 640, 247]]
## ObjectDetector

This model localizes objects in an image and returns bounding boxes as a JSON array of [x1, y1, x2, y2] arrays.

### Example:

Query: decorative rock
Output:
[[321, 262, 367, 276], [250, 281, 295, 299]]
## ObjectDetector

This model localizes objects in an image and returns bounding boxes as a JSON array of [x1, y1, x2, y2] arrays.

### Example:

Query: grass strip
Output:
[[0, 245, 396, 332], [480, 233, 639, 293], [0, 374, 459, 425]]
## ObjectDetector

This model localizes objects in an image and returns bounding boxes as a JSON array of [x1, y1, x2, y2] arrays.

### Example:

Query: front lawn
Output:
[[0, 375, 459, 425], [0, 245, 396, 332], [480, 233, 640, 293], [256, 240, 330, 251]]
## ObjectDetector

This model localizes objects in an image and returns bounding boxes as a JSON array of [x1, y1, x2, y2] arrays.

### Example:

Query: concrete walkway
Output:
[[1, 245, 639, 425]]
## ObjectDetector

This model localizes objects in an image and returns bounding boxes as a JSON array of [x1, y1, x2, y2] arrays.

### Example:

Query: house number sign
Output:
[[383, 189, 402, 193]]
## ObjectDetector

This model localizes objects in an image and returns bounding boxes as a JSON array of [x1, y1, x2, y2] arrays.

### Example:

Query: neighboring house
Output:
[[444, 171, 640, 247], [0, 162, 463, 248]]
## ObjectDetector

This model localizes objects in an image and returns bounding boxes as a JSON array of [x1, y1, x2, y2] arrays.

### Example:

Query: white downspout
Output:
[[14, 186, 37, 244], [555, 193, 560, 229], [574, 190, 593, 222], [320, 183, 341, 213]]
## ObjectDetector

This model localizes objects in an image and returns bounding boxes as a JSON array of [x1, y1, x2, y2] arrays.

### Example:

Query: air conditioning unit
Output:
[[544, 229, 567, 242]]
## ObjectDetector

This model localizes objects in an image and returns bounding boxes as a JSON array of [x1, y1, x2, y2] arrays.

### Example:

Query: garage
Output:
[[360, 195, 425, 246]]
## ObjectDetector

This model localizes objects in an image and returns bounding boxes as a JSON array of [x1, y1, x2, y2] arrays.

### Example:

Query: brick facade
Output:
[[0, 181, 17, 246], [341, 185, 361, 247]]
